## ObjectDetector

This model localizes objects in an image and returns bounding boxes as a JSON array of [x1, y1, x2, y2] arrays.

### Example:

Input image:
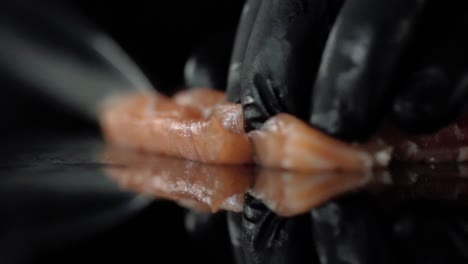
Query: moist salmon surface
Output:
[[100, 89, 254, 165], [100, 89, 468, 172]]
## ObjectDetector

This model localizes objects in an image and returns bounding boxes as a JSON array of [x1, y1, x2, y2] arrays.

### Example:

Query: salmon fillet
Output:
[[250, 114, 392, 172], [100, 89, 254, 165], [250, 113, 468, 171]]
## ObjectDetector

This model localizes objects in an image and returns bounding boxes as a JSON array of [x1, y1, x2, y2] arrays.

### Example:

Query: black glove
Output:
[[227, 0, 468, 142], [227, 0, 345, 132]]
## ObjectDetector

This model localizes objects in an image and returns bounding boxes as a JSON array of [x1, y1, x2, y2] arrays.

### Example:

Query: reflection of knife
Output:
[[0, 2, 153, 122]]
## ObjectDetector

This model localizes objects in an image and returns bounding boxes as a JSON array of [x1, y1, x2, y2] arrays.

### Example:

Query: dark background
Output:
[[72, 0, 244, 92]]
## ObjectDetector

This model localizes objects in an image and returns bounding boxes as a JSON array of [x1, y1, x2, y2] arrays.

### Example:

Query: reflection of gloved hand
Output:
[[227, 0, 468, 142], [223, 193, 468, 264]]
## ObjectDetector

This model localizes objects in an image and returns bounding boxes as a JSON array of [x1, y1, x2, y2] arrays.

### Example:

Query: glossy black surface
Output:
[[0, 130, 238, 264], [4, 128, 468, 264], [224, 175, 468, 264], [0, 130, 141, 263]]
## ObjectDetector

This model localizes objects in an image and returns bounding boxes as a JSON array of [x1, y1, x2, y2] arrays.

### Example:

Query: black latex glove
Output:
[[309, 0, 424, 141], [227, 0, 468, 142], [228, 0, 345, 131]]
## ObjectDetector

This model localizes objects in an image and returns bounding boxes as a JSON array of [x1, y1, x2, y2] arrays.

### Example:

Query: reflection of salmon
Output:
[[251, 169, 372, 217], [104, 147, 254, 213], [100, 89, 254, 165], [104, 147, 468, 216]]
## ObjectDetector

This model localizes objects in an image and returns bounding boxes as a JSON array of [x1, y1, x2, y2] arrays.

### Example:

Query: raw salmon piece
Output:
[[103, 147, 254, 213], [100, 89, 254, 164], [251, 113, 468, 172], [249, 114, 393, 172]]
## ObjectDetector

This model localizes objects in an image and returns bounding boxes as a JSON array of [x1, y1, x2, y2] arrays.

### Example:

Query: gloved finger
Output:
[[241, 0, 345, 131], [310, 194, 394, 264], [390, 1, 468, 133], [240, 194, 317, 264], [226, 0, 263, 103], [309, 0, 426, 141], [184, 32, 236, 90]]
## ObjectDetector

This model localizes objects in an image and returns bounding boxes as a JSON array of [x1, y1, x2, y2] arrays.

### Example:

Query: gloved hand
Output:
[[227, 0, 468, 142]]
